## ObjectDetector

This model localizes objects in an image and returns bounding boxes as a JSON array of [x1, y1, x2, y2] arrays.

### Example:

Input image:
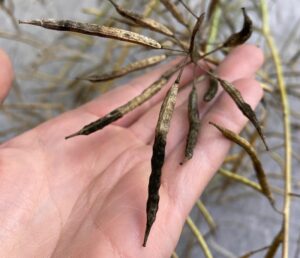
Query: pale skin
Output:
[[0, 45, 263, 257]]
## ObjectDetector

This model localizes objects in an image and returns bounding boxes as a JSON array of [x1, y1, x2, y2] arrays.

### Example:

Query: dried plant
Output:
[[0, 0, 299, 257], [18, 3, 264, 246]]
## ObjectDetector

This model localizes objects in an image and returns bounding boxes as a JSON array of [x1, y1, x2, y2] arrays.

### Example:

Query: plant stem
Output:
[[186, 216, 213, 258], [260, 1, 292, 257]]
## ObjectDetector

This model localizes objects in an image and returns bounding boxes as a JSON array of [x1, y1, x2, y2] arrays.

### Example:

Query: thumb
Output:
[[0, 49, 13, 102]]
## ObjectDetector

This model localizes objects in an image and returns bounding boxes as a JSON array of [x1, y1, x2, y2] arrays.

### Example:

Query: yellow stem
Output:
[[205, 3, 222, 53], [260, 1, 292, 257], [196, 200, 217, 231], [186, 216, 213, 258], [219, 168, 262, 193]]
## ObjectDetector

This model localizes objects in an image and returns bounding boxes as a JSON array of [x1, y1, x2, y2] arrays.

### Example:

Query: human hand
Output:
[[0, 45, 263, 257]]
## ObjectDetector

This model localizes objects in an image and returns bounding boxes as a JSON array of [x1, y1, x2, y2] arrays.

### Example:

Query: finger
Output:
[[129, 44, 264, 143], [162, 78, 264, 218], [78, 58, 204, 127], [0, 49, 13, 102], [214, 44, 264, 80]]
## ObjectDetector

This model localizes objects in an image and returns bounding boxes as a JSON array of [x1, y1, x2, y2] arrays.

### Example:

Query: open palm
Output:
[[0, 45, 263, 258]]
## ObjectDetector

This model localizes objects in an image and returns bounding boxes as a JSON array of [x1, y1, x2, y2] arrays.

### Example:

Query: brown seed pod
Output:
[[108, 0, 174, 36], [65, 77, 168, 139], [199, 8, 252, 59], [83, 54, 168, 82], [211, 75, 269, 150], [189, 12, 205, 63], [203, 76, 218, 102], [19, 19, 162, 49], [143, 68, 183, 247], [223, 8, 253, 47], [181, 85, 200, 164], [209, 122, 275, 208], [65, 61, 186, 139]]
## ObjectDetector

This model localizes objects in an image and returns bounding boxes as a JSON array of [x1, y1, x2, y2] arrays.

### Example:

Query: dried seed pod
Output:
[[160, 0, 190, 29], [223, 8, 253, 47], [213, 76, 269, 150], [65, 62, 186, 139], [143, 69, 183, 247], [19, 19, 162, 49], [209, 122, 275, 208], [189, 12, 205, 63], [181, 86, 200, 164], [203, 76, 218, 102], [66, 77, 168, 139], [199, 8, 252, 59], [83, 54, 168, 82], [108, 0, 174, 36]]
